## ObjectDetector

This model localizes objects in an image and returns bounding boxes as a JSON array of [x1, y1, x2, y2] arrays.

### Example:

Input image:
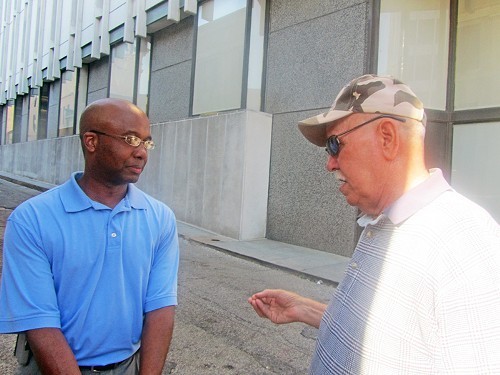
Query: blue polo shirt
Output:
[[0, 172, 179, 366]]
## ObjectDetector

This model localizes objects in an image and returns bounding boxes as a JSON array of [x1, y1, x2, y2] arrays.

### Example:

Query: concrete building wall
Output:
[[0, 0, 368, 255], [264, 0, 372, 256], [0, 136, 82, 185], [87, 57, 110, 105], [137, 110, 272, 240], [0, 109, 272, 241], [149, 16, 194, 122], [0, 0, 383, 255]]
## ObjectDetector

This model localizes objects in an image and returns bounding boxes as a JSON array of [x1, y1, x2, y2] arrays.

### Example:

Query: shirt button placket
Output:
[[363, 227, 376, 245]]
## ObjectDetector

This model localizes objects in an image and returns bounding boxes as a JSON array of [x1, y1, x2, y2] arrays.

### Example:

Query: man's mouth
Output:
[[128, 165, 144, 174], [333, 170, 346, 183]]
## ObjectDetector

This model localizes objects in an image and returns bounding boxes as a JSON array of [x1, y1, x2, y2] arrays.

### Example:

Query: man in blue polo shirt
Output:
[[0, 98, 179, 374]]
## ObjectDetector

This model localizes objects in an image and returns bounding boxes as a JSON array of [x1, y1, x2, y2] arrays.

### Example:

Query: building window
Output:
[[454, 0, 500, 110], [37, 84, 50, 140], [4, 101, 15, 144], [28, 89, 40, 142], [377, 0, 450, 110], [246, 0, 266, 111], [59, 70, 78, 137], [136, 38, 151, 113], [452, 122, 500, 222], [76, 65, 89, 134], [378, 0, 500, 221], [58, 66, 88, 137], [110, 42, 136, 102], [192, 0, 248, 115], [109, 37, 151, 113]]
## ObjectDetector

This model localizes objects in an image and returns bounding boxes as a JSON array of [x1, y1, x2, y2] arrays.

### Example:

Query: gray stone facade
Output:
[[0, 1, 406, 257]]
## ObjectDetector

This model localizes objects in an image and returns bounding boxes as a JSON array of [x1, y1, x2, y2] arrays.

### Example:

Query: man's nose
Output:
[[133, 145, 149, 159], [325, 153, 339, 172]]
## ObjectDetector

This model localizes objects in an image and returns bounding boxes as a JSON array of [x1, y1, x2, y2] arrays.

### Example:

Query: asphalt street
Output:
[[0, 178, 336, 374]]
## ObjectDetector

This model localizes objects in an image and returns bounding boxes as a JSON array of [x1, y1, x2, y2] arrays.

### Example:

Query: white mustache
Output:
[[333, 170, 346, 183]]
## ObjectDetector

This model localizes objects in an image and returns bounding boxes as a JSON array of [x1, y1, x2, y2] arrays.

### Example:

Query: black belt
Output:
[[79, 359, 125, 373]]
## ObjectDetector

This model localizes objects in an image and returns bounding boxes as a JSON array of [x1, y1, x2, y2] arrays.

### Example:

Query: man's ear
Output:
[[82, 132, 98, 153], [378, 119, 399, 160]]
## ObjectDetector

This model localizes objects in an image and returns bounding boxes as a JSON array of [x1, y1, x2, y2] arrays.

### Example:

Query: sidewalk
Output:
[[0, 171, 349, 285]]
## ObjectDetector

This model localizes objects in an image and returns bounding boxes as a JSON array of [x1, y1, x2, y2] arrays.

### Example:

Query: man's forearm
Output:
[[139, 306, 175, 374], [26, 328, 80, 375], [299, 298, 327, 328]]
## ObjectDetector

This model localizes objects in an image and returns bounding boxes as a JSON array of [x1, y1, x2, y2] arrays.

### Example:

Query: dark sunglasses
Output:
[[325, 115, 406, 157]]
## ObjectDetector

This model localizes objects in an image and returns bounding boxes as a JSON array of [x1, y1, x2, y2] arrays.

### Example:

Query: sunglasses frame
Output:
[[325, 115, 406, 157]]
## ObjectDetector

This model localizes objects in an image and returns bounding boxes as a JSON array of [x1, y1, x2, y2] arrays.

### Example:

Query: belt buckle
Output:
[[82, 358, 124, 372], [89, 365, 110, 373]]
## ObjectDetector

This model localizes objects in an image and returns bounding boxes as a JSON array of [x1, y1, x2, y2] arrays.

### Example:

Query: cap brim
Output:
[[298, 110, 352, 146]]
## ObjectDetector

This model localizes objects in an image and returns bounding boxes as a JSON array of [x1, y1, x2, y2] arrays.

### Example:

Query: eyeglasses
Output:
[[89, 130, 155, 150], [325, 115, 406, 157]]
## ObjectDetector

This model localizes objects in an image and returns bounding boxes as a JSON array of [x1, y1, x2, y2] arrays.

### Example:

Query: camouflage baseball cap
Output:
[[298, 74, 426, 146]]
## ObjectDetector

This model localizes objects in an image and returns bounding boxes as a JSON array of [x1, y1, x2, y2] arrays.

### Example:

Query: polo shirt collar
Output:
[[60, 172, 149, 212], [357, 168, 453, 227]]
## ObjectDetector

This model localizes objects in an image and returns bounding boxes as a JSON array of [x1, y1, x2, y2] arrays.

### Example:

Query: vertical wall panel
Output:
[[52, 0, 63, 77], [45, 0, 57, 80], [0, 1, 8, 102], [168, 0, 180, 22], [123, 0, 134, 43], [34, 0, 46, 85], [91, 0, 102, 59], [135, 0, 147, 37], [20, 1, 33, 93], [73, 0, 84, 67], [65, 0, 77, 68], [7, 2, 16, 94], [100, 0, 110, 55], [184, 0, 197, 15]]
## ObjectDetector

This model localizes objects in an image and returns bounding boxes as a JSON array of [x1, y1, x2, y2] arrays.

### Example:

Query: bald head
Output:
[[78, 98, 150, 156], [79, 98, 146, 136]]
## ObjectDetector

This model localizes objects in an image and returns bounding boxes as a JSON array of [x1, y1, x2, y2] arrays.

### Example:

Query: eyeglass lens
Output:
[[89, 130, 155, 150], [326, 137, 340, 157], [124, 136, 155, 150]]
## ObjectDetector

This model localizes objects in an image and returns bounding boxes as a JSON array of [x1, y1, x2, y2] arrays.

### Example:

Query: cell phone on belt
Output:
[[14, 333, 32, 366]]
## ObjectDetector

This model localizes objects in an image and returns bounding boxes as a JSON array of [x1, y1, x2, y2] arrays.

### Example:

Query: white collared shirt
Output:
[[311, 169, 500, 374]]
